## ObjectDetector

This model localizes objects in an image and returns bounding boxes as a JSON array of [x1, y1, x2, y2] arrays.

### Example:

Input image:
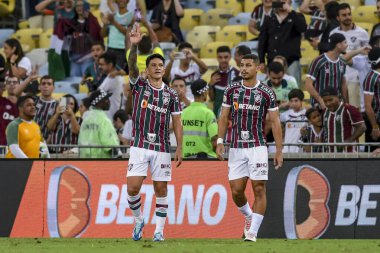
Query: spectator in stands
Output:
[[65, 0, 102, 77], [171, 77, 191, 109], [370, 0, 380, 46], [125, 17, 164, 74], [113, 109, 129, 148], [78, 90, 119, 158], [330, 3, 369, 110], [208, 46, 240, 117], [321, 88, 366, 153], [0, 54, 5, 77], [272, 55, 298, 87], [264, 62, 298, 111], [258, 0, 307, 86], [363, 48, 380, 149], [98, 52, 126, 120], [299, 107, 324, 153], [234, 45, 251, 67], [101, 0, 134, 71], [150, 0, 184, 43], [100, 0, 145, 18], [83, 41, 126, 92], [280, 89, 307, 153], [121, 115, 133, 145], [35, 0, 75, 25], [79, 96, 91, 119], [5, 95, 47, 158], [182, 79, 218, 159], [305, 33, 348, 109], [47, 94, 82, 153], [0, 77, 19, 146], [249, 0, 273, 37], [165, 42, 207, 101], [3, 39, 32, 80]]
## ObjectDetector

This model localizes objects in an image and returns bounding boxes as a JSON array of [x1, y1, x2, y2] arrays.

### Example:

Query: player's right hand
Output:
[[216, 144, 225, 161]]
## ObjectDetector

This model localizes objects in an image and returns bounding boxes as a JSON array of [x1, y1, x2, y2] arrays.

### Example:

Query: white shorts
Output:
[[127, 147, 172, 181], [228, 146, 269, 181]]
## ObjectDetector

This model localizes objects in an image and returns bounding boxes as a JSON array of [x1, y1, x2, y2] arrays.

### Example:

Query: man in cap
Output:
[[305, 33, 348, 108], [78, 90, 119, 158], [182, 79, 218, 159]]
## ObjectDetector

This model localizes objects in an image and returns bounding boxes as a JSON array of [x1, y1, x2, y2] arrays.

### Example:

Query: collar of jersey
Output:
[[146, 78, 165, 90], [241, 80, 260, 89]]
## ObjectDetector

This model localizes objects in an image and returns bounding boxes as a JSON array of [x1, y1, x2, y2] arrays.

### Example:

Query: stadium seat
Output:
[[55, 81, 78, 94], [365, 0, 377, 5], [200, 8, 234, 27], [244, 0, 260, 13], [0, 0, 15, 17], [186, 29, 215, 49], [180, 8, 204, 32], [300, 40, 318, 67], [0, 28, 14, 47], [186, 0, 215, 12], [236, 41, 258, 53], [11, 28, 43, 52], [159, 42, 176, 61], [353, 5, 379, 24], [228, 15, 251, 25], [193, 25, 221, 36], [216, 25, 248, 45], [39, 28, 53, 49], [201, 58, 219, 70], [87, 0, 101, 11], [216, 0, 243, 15], [79, 83, 89, 94], [356, 22, 373, 36], [26, 48, 48, 68], [43, 15, 54, 31], [200, 41, 234, 58], [52, 93, 66, 100], [201, 68, 215, 83], [73, 93, 88, 103]]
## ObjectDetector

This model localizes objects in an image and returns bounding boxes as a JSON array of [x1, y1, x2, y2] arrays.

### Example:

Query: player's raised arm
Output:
[[269, 109, 283, 170], [128, 23, 142, 82]]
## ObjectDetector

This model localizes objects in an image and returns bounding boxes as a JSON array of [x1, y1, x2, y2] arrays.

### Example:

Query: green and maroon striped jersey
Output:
[[363, 70, 380, 120], [50, 116, 82, 153], [307, 54, 346, 105], [222, 80, 278, 148], [130, 77, 182, 153], [34, 97, 58, 140]]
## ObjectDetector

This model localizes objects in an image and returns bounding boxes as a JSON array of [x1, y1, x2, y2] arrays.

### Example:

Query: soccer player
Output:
[[5, 95, 45, 158], [126, 23, 183, 242], [216, 54, 283, 242]]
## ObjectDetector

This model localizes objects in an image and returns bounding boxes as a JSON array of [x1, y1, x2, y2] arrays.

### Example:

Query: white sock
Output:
[[238, 202, 253, 218], [127, 194, 143, 223], [249, 213, 264, 235], [155, 196, 168, 234]]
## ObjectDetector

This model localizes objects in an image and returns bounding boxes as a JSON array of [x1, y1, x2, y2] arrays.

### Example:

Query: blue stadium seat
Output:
[[54, 81, 78, 94], [186, 0, 215, 12], [365, 0, 377, 5], [228, 16, 251, 25], [0, 28, 14, 47]]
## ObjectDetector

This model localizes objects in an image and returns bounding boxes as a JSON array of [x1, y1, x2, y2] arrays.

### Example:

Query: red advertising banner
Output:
[[11, 161, 254, 238]]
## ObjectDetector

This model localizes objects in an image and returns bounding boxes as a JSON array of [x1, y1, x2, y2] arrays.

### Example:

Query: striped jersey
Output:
[[222, 80, 278, 148], [299, 125, 324, 153], [251, 4, 272, 31], [322, 102, 364, 152], [34, 97, 58, 139], [50, 116, 83, 153], [363, 70, 380, 120], [130, 77, 182, 153], [308, 9, 326, 33], [307, 54, 346, 105]]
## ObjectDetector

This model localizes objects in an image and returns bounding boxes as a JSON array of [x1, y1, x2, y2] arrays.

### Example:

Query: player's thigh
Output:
[[228, 148, 249, 181], [248, 146, 269, 181], [127, 147, 150, 178], [250, 180, 267, 196], [150, 151, 172, 182]]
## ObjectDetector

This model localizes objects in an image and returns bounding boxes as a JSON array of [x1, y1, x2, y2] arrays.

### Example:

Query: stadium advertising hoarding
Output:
[[0, 160, 379, 239]]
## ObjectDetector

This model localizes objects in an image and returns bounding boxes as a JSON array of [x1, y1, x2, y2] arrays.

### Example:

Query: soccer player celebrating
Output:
[[216, 54, 283, 242], [126, 23, 183, 242]]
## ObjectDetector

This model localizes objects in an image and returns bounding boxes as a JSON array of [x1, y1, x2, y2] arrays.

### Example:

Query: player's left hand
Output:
[[175, 147, 182, 167], [274, 151, 283, 170]]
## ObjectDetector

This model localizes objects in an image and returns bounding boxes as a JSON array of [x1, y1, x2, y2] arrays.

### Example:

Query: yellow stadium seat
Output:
[[300, 40, 318, 67], [353, 5, 379, 24], [202, 69, 215, 83], [11, 28, 43, 52], [244, 0, 260, 13], [200, 8, 234, 27], [18, 20, 29, 29], [216, 25, 248, 45], [43, 15, 54, 31], [186, 29, 216, 49], [193, 25, 221, 36], [180, 8, 204, 31], [0, 0, 15, 17], [18, 15, 44, 29], [201, 58, 219, 70], [87, 0, 100, 11], [216, 0, 243, 16], [304, 14, 311, 25], [79, 83, 89, 94], [52, 93, 65, 100], [200, 41, 234, 58], [39, 28, 53, 49], [356, 22, 373, 36]]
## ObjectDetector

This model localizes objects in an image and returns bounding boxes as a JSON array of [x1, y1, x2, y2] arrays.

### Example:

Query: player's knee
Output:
[[154, 184, 167, 197], [230, 187, 245, 198], [127, 186, 140, 196], [253, 183, 266, 197]]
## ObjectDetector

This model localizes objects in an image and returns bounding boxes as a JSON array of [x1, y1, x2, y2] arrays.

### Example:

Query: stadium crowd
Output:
[[1, 0, 380, 158]]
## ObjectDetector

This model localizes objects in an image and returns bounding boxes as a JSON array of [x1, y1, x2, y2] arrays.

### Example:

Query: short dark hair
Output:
[[178, 42, 193, 51], [241, 53, 260, 64], [321, 87, 339, 97], [82, 97, 91, 109], [306, 107, 320, 120], [17, 95, 34, 108], [217, 46, 231, 54], [91, 41, 105, 50], [99, 52, 116, 66], [235, 45, 251, 56], [40, 75, 55, 86], [113, 109, 128, 124], [138, 35, 152, 55], [146, 53, 165, 67], [63, 94, 79, 113], [171, 77, 186, 85], [338, 3, 351, 14], [268, 61, 284, 74], [288, 89, 304, 101]]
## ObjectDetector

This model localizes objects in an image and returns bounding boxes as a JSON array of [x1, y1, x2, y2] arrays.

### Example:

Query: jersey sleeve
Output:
[[129, 75, 141, 88], [222, 86, 233, 107], [266, 88, 278, 111], [363, 71, 375, 95], [207, 112, 218, 139], [347, 105, 364, 125], [6, 121, 19, 145], [170, 90, 182, 115], [306, 57, 321, 81], [280, 111, 288, 123]]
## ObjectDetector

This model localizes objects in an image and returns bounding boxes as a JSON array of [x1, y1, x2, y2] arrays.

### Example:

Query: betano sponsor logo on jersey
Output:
[[141, 100, 168, 113], [234, 102, 260, 111]]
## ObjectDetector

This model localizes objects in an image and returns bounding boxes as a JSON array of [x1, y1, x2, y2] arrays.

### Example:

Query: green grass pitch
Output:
[[0, 239, 380, 253]]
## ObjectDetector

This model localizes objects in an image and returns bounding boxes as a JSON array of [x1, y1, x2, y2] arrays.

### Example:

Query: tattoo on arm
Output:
[[128, 44, 139, 80]]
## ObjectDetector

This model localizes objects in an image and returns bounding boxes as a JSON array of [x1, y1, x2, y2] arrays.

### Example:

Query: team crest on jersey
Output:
[[147, 133, 157, 143], [254, 93, 262, 103], [233, 102, 239, 110], [5, 105, 11, 110], [233, 93, 239, 99], [241, 131, 250, 140], [335, 115, 341, 121], [350, 36, 357, 43], [144, 90, 151, 97], [163, 96, 170, 105], [141, 99, 148, 108]]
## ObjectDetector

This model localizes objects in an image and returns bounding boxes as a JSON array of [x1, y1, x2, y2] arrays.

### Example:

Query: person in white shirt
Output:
[[329, 3, 369, 109], [280, 89, 308, 153], [164, 42, 207, 101], [100, 0, 144, 17], [98, 52, 125, 120], [3, 38, 32, 80]]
